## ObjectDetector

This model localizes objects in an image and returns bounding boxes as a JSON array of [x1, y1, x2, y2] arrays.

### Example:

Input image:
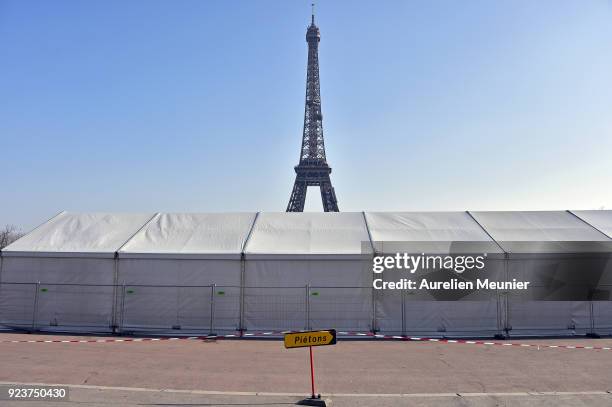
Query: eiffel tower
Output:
[[286, 6, 339, 212]]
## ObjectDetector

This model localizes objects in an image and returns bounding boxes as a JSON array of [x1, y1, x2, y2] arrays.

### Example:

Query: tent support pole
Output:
[[401, 287, 406, 336], [586, 301, 600, 338], [31, 281, 40, 332], [210, 284, 216, 335], [371, 290, 377, 334], [503, 255, 510, 337], [305, 284, 311, 330], [361, 212, 377, 333], [495, 290, 502, 338], [111, 256, 119, 334], [238, 213, 260, 334], [239, 258, 245, 333], [119, 284, 126, 334], [590, 301, 595, 334]]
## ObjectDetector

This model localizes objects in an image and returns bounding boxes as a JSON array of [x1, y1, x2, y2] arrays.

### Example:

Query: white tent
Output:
[[243, 212, 372, 332], [470, 211, 612, 336], [1, 210, 611, 337], [116, 213, 257, 333], [365, 212, 505, 336], [0, 212, 155, 331]]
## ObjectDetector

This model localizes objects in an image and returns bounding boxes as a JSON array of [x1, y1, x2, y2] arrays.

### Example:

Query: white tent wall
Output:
[[571, 210, 612, 335], [116, 213, 257, 333], [500, 254, 603, 335], [115, 258, 242, 333], [593, 301, 612, 336], [0, 256, 116, 330], [373, 268, 506, 336], [243, 212, 373, 332], [0, 212, 156, 332], [470, 211, 612, 336], [365, 212, 506, 336], [243, 259, 372, 331]]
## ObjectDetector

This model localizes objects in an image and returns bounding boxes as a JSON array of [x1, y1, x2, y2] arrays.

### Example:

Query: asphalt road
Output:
[[0, 333, 611, 406]]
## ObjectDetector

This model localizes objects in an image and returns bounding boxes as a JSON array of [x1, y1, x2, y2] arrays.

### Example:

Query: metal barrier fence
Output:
[[0, 282, 610, 336]]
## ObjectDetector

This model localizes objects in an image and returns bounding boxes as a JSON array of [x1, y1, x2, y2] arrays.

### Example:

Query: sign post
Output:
[[309, 346, 315, 398], [284, 329, 336, 407]]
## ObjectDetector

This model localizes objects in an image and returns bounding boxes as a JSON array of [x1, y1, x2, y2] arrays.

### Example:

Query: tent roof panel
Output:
[[2, 212, 155, 256], [469, 211, 609, 241], [469, 211, 611, 254], [364, 211, 503, 254], [244, 212, 370, 256], [365, 212, 496, 242], [571, 210, 612, 239], [118, 212, 257, 258]]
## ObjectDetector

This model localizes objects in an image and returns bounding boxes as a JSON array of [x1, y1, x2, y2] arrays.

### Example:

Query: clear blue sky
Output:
[[1, 0, 611, 230]]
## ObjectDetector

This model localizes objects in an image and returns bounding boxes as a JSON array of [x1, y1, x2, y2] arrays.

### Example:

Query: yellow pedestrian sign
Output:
[[284, 329, 336, 349]]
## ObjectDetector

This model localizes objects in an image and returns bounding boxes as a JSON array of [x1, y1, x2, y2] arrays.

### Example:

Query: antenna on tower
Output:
[[311, 2, 315, 24]]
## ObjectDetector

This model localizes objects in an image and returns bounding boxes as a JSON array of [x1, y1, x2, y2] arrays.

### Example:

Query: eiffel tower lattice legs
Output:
[[319, 179, 339, 212], [287, 180, 308, 212], [287, 170, 339, 212]]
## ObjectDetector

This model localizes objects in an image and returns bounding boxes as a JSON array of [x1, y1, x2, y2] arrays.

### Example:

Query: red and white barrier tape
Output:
[[338, 331, 612, 351], [0, 330, 610, 351]]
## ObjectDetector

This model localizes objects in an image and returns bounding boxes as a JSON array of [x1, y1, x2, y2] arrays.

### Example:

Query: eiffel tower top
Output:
[[307, 3, 320, 42]]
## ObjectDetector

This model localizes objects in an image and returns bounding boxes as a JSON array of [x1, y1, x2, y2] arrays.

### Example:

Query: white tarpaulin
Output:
[[0, 212, 155, 331], [365, 212, 505, 335], [116, 213, 257, 332], [470, 211, 612, 336]]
